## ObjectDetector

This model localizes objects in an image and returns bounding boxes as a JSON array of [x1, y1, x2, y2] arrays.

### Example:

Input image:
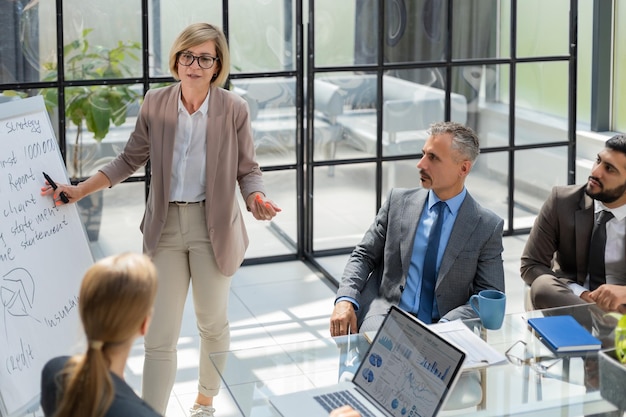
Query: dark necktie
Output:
[[417, 201, 447, 322], [588, 210, 614, 291]]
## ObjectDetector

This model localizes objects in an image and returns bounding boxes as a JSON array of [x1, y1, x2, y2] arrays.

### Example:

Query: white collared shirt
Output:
[[599, 201, 626, 284], [169, 91, 209, 202], [570, 200, 626, 295]]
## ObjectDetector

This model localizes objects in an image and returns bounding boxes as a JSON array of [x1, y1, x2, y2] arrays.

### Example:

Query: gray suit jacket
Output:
[[521, 184, 595, 286], [100, 83, 264, 276], [336, 187, 505, 326]]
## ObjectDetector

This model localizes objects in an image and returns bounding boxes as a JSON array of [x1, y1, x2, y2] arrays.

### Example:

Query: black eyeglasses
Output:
[[177, 51, 219, 69]]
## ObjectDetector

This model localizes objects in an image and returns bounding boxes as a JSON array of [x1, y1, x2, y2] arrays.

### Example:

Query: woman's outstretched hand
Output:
[[247, 192, 281, 221]]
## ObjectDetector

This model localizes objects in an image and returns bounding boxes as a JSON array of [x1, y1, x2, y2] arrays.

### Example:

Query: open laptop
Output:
[[270, 305, 466, 417]]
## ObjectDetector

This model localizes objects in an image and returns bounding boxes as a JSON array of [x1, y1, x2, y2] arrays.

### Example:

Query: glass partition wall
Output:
[[308, 0, 578, 280], [3, 0, 616, 285]]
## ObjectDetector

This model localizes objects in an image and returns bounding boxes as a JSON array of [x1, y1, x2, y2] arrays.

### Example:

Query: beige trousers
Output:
[[142, 202, 232, 413]]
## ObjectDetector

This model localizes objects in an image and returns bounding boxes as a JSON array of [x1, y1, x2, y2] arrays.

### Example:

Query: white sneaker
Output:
[[189, 404, 215, 417]]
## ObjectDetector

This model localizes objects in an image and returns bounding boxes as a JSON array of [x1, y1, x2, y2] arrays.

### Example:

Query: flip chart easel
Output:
[[0, 96, 93, 417]]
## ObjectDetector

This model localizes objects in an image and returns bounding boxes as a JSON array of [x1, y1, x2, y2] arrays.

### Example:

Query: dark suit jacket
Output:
[[336, 187, 505, 326], [41, 356, 161, 417], [521, 184, 595, 286], [100, 83, 264, 276]]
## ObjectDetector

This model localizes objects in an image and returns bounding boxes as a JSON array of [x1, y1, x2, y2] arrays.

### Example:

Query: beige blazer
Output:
[[100, 83, 264, 276]]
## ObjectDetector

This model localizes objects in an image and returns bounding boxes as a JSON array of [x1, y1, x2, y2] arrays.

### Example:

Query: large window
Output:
[[310, 0, 575, 244], [614, 2, 626, 132], [0, 0, 622, 283]]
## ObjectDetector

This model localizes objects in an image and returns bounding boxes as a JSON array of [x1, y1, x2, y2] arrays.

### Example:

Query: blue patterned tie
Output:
[[417, 201, 447, 322]]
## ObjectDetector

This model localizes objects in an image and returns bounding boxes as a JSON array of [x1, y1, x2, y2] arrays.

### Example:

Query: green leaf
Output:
[[109, 48, 124, 63], [616, 314, 626, 364], [65, 88, 89, 127], [605, 312, 623, 321], [63, 40, 81, 56], [85, 93, 113, 140], [1, 90, 27, 98], [107, 90, 128, 126], [41, 89, 58, 112], [40, 28, 142, 144]]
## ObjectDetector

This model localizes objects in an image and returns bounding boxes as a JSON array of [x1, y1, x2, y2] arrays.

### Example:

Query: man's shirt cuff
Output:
[[568, 282, 588, 297], [335, 296, 360, 311]]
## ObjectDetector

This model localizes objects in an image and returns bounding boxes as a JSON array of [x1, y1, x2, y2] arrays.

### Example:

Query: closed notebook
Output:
[[527, 315, 601, 353]]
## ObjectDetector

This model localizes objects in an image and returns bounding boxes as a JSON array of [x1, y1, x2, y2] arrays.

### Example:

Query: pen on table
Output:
[[42, 172, 70, 204]]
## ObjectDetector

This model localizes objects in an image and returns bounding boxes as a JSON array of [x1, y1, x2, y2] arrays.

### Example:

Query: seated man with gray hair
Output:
[[330, 121, 505, 335]]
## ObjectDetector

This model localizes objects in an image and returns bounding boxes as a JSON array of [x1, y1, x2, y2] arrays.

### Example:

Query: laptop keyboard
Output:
[[314, 390, 377, 417]]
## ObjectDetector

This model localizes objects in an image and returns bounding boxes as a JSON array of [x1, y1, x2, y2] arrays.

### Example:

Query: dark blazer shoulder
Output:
[[42, 355, 69, 375], [547, 184, 591, 212], [465, 192, 503, 225], [555, 183, 588, 199], [553, 184, 586, 192], [41, 356, 70, 416], [107, 374, 161, 417], [388, 187, 427, 201], [40, 356, 160, 417]]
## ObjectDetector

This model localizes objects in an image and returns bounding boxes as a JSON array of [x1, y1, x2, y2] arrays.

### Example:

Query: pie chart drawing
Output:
[[1, 267, 40, 339]]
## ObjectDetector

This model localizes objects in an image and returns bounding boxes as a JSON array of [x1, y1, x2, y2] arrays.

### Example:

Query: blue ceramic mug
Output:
[[469, 289, 506, 330]]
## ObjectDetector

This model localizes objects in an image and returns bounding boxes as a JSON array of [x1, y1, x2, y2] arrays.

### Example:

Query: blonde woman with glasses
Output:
[[41, 22, 281, 417]]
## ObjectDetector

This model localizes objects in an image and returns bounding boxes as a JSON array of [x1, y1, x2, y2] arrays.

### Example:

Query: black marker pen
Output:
[[42, 172, 70, 204]]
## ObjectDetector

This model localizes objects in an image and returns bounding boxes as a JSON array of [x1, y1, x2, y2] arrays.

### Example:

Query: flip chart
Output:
[[0, 95, 93, 417]]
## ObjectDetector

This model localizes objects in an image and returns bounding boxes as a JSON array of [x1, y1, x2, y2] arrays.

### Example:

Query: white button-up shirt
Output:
[[169, 92, 209, 202]]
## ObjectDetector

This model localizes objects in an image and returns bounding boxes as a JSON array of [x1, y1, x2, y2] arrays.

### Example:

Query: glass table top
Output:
[[211, 304, 621, 417]]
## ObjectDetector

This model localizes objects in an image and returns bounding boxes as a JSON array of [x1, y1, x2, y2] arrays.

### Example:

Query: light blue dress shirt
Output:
[[335, 188, 467, 320], [398, 188, 466, 320]]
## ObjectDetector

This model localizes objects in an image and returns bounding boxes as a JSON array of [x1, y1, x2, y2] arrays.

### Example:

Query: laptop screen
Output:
[[353, 306, 466, 417]]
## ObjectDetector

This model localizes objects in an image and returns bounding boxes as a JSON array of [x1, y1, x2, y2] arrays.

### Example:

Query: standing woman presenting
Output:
[[42, 22, 280, 416]]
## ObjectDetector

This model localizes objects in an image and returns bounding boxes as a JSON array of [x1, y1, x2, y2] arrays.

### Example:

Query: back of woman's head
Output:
[[54, 253, 158, 417], [80, 252, 158, 345]]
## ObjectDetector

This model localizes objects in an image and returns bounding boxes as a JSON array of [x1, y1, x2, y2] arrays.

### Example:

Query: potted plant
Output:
[[598, 313, 626, 411], [41, 29, 142, 240]]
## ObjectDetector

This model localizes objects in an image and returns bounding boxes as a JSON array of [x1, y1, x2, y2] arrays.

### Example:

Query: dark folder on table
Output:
[[269, 306, 466, 417], [527, 315, 601, 353]]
